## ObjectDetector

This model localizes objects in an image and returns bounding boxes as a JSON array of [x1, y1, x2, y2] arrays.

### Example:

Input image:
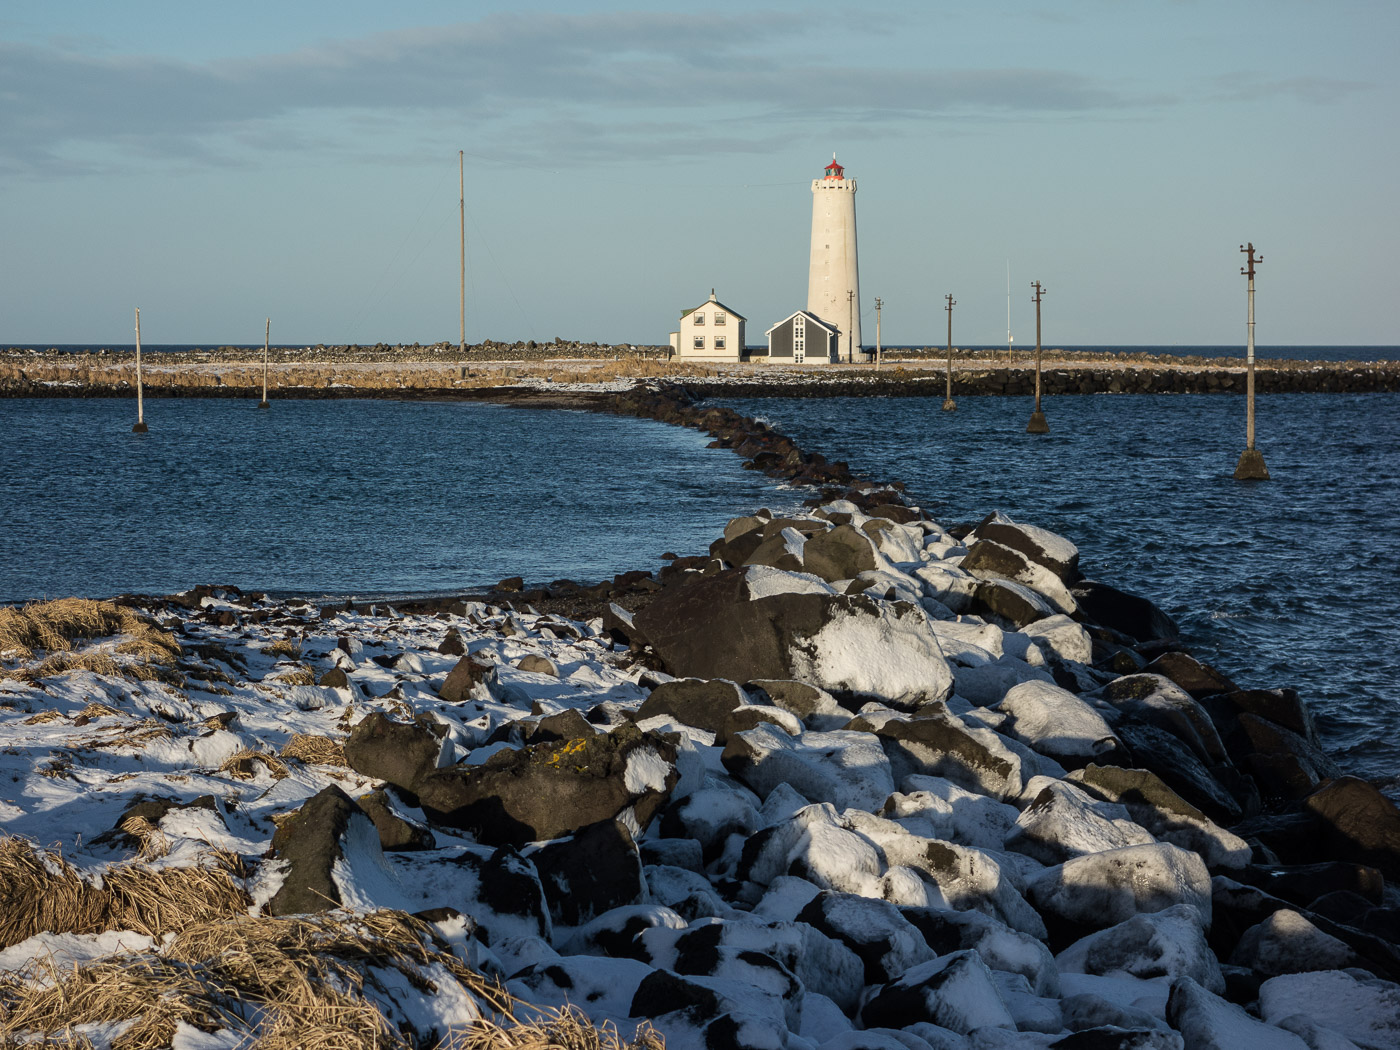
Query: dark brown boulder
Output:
[[1304, 776, 1400, 880], [1143, 651, 1238, 700], [529, 819, 646, 925], [634, 678, 747, 735], [968, 577, 1056, 629], [267, 786, 366, 915], [801, 523, 879, 583], [355, 788, 436, 852], [414, 724, 678, 846], [342, 712, 442, 794], [1234, 713, 1340, 800], [438, 653, 493, 703], [969, 515, 1080, 583], [1072, 580, 1180, 644]]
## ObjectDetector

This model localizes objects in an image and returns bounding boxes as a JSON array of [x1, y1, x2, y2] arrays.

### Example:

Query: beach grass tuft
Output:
[[0, 838, 252, 952], [280, 732, 348, 767], [0, 906, 523, 1049]]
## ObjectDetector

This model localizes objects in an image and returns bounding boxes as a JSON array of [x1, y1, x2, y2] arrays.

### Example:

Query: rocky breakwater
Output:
[[3, 396, 1399, 1047], [681, 361, 1400, 399]]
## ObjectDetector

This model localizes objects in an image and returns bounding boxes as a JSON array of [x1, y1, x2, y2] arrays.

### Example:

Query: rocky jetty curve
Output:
[[2, 397, 1400, 1047]]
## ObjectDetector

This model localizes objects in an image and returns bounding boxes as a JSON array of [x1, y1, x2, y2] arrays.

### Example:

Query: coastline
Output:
[[2, 383, 1398, 1046], [3, 347, 1400, 400]]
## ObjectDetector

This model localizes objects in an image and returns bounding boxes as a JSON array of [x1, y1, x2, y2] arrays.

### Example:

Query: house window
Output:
[[793, 316, 805, 364], [714, 337, 726, 350], [714, 313, 726, 325], [693, 313, 705, 325], [693, 336, 705, 349]]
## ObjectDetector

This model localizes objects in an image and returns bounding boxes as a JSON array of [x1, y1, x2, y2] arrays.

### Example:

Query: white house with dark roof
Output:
[[759, 310, 839, 364], [669, 290, 746, 362]]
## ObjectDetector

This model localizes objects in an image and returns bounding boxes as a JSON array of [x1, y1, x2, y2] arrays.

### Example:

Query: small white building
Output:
[[670, 290, 746, 362], [760, 310, 839, 364]]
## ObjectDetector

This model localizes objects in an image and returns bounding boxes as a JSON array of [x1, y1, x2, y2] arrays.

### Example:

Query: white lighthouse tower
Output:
[[807, 155, 861, 362]]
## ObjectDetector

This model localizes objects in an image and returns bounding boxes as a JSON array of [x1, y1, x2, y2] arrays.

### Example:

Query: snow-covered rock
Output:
[[1027, 843, 1212, 937], [1259, 970, 1400, 1050]]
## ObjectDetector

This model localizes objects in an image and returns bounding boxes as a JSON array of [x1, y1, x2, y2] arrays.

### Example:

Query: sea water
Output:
[[724, 391, 1400, 792], [0, 397, 795, 604]]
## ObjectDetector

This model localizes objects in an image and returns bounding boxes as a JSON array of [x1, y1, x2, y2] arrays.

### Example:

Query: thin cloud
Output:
[[1, 12, 1171, 177]]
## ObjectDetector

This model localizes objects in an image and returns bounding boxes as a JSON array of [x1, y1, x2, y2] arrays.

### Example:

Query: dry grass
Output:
[[0, 909, 521, 1050], [0, 600, 177, 662], [0, 838, 252, 952], [281, 733, 347, 767], [264, 638, 302, 660], [0, 599, 182, 686], [216, 749, 290, 781], [268, 664, 317, 686], [448, 1007, 665, 1050]]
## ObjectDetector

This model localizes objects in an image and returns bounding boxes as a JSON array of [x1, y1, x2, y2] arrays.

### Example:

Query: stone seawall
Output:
[[2, 359, 1398, 399]]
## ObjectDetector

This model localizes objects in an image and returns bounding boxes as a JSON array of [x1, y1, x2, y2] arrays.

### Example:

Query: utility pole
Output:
[[846, 289, 855, 363], [874, 297, 883, 370], [132, 307, 147, 433], [1026, 281, 1049, 433], [259, 317, 270, 409], [943, 293, 957, 411], [1234, 243, 1270, 479], [459, 150, 466, 362]]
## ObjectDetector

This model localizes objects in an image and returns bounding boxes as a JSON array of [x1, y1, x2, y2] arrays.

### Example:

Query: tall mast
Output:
[[1006, 261, 1012, 364], [459, 150, 466, 356]]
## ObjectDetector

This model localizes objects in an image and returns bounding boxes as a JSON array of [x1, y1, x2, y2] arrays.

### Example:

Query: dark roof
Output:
[[764, 310, 838, 337], [683, 297, 747, 322]]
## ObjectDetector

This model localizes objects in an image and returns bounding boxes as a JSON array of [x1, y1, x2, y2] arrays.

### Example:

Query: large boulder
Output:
[[849, 705, 1029, 802], [1072, 581, 1180, 644], [722, 724, 895, 813], [1229, 908, 1364, 977], [968, 513, 1081, 584], [414, 724, 678, 846], [529, 820, 646, 926], [860, 950, 1016, 1035], [996, 680, 1124, 768], [1005, 778, 1156, 866], [342, 712, 443, 794], [633, 567, 953, 707], [1056, 904, 1224, 993], [1234, 713, 1341, 799], [1027, 843, 1212, 946], [961, 539, 1078, 615], [1166, 976, 1310, 1050], [268, 786, 395, 916], [1303, 777, 1400, 880], [795, 890, 936, 985], [1259, 970, 1400, 1050], [802, 523, 880, 582], [635, 678, 748, 735], [1067, 764, 1251, 871]]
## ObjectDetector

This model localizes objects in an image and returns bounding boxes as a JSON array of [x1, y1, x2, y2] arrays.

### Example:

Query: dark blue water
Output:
[[8, 344, 1400, 363], [0, 398, 793, 603], [725, 392, 1400, 792]]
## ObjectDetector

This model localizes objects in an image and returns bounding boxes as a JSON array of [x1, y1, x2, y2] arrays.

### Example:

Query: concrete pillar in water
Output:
[[1026, 281, 1049, 433], [132, 306, 148, 433], [1234, 243, 1270, 480], [259, 316, 271, 409], [808, 156, 861, 363], [943, 293, 957, 411]]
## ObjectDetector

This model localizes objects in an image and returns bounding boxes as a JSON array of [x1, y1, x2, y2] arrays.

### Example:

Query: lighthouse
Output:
[[807, 155, 861, 362]]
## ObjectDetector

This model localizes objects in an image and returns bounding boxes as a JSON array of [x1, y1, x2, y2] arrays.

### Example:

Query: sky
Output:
[[2, 1, 1396, 348]]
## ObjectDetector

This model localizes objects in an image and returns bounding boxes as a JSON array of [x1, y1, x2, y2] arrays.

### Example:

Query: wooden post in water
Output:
[[1234, 243, 1270, 479], [132, 307, 148, 433], [943, 293, 957, 411], [259, 317, 270, 409], [1026, 281, 1049, 433], [874, 297, 883, 370]]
